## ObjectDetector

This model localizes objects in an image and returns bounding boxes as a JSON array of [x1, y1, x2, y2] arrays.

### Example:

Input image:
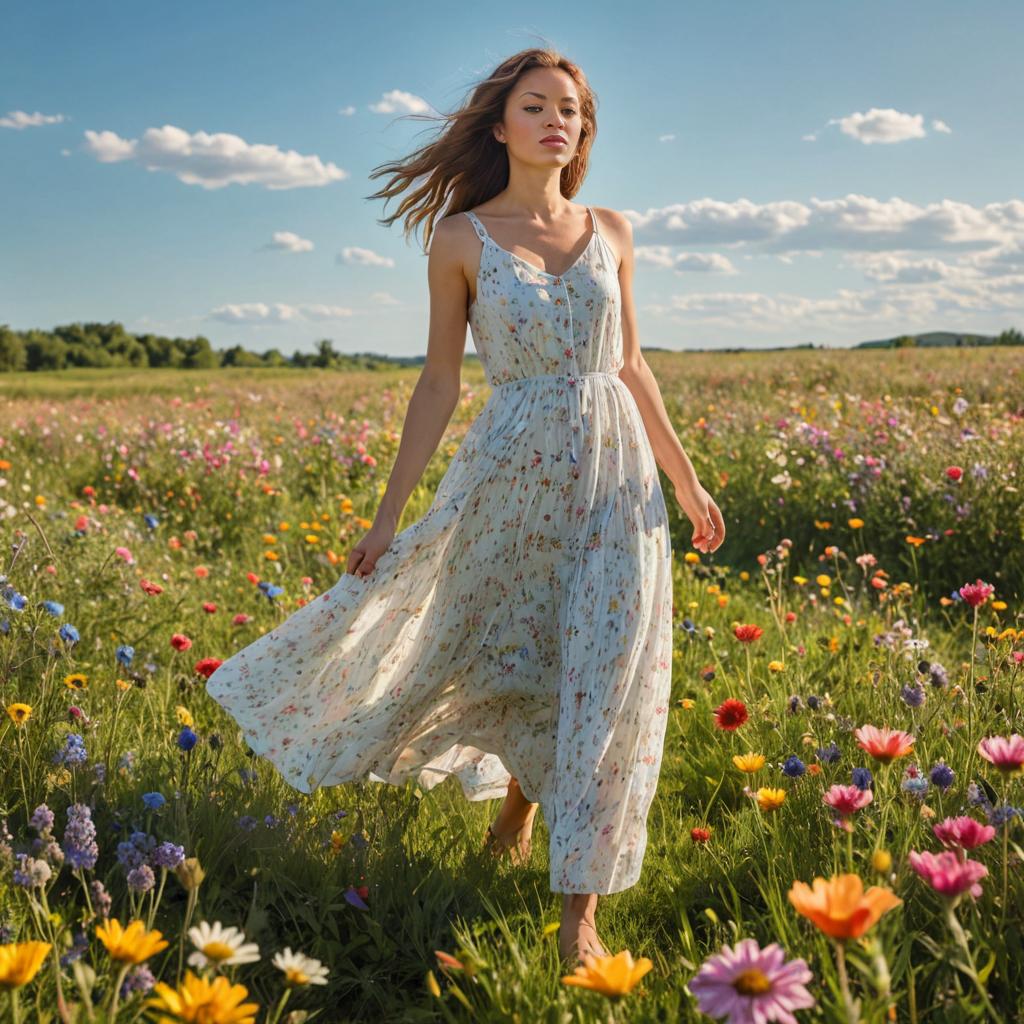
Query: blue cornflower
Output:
[[967, 782, 992, 808], [928, 662, 949, 688], [806, 695, 821, 711], [54, 733, 88, 767], [258, 582, 284, 601], [782, 755, 806, 778], [852, 767, 873, 791], [930, 762, 955, 791], [62, 804, 99, 870], [816, 742, 841, 764], [787, 695, 802, 714], [680, 618, 696, 635], [987, 805, 1022, 828], [41, 600, 64, 617], [6, 590, 27, 611], [58, 623, 80, 646], [901, 776, 929, 799], [116, 644, 134, 667], [144, 514, 159, 529], [176, 727, 198, 752], [141, 791, 165, 810], [59, 931, 89, 967], [237, 815, 258, 832]]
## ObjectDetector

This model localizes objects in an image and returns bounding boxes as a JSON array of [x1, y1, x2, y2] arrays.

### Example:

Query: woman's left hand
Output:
[[674, 482, 725, 554]]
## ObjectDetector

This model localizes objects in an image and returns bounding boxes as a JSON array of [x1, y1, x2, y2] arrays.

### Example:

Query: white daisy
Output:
[[186, 920, 261, 968], [272, 947, 329, 986]]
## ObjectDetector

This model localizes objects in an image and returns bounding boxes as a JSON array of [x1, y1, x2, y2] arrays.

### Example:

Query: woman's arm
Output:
[[601, 208, 726, 554], [347, 217, 469, 577]]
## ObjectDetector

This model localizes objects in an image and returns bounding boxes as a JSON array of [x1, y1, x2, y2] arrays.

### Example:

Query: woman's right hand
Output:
[[345, 520, 396, 579]]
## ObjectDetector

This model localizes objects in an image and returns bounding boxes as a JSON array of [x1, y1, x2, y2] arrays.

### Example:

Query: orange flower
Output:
[[561, 949, 653, 997], [788, 874, 901, 940], [854, 725, 914, 764]]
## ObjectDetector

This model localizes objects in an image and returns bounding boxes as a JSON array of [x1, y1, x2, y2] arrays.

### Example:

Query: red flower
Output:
[[714, 698, 749, 731], [194, 657, 223, 679], [202, 602, 217, 614], [170, 633, 193, 652], [784, 611, 797, 623], [733, 624, 764, 643], [945, 465, 963, 481], [140, 579, 163, 596], [690, 827, 712, 843], [232, 613, 251, 626]]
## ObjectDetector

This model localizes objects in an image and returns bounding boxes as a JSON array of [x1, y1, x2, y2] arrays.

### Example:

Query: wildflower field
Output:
[[1, 344, 1023, 1023]]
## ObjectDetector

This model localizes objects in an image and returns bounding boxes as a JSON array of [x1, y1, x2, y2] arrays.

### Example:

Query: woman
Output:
[[206, 46, 725, 966]]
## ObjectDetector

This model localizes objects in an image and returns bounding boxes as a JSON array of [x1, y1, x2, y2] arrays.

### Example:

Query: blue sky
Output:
[[3, 0, 1022, 355]]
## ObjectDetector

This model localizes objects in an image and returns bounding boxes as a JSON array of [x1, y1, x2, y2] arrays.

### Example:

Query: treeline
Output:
[[0, 323, 418, 373]]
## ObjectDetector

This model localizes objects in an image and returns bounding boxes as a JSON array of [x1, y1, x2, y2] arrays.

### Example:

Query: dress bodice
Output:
[[464, 207, 624, 387]]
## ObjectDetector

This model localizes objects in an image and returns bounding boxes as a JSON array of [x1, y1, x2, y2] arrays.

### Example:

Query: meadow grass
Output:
[[1, 347, 1022, 1022]]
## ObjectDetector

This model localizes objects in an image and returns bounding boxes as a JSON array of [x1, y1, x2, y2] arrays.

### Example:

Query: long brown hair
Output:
[[364, 47, 598, 252]]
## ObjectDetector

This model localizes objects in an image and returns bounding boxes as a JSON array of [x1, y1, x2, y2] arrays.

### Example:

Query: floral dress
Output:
[[206, 206, 675, 895]]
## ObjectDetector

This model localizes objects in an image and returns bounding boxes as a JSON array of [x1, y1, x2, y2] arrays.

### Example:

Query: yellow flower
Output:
[[96, 919, 169, 964], [0, 941, 51, 990], [815, 574, 831, 587], [679, 698, 696, 710], [732, 753, 766, 773], [561, 949, 653, 998], [175, 705, 194, 727], [739, 570, 750, 581], [792, 575, 808, 586], [426, 968, 441, 998], [145, 970, 259, 1023], [848, 518, 864, 529], [684, 552, 700, 564], [63, 673, 88, 691], [992, 600, 1007, 611], [871, 849, 892, 874], [115, 678, 132, 691], [767, 660, 785, 673], [756, 787, 786, 811], [6, 703, 33, 726]]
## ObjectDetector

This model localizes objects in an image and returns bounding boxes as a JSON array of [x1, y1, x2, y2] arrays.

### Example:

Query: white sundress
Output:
[[206, 205, 675, 895]]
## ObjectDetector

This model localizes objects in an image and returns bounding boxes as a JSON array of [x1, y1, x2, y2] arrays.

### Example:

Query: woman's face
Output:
[[496, 68, 583, 167]]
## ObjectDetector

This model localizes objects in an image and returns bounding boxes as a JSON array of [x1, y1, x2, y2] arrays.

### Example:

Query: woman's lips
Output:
[[540, 138, 566, 147]]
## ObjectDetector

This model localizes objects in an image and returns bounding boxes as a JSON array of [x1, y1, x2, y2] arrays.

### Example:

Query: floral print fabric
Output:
[[206, 206, 674, 895]]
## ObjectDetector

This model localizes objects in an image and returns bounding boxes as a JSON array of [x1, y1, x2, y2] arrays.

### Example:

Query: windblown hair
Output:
[[364, 47, 598, 252]]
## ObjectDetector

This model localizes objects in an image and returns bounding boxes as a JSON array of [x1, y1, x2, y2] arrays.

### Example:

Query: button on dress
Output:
[[206, 205, 675, 895]]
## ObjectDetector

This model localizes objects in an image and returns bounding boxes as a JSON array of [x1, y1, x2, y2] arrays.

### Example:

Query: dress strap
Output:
[[587, 206, 601, 238], [464, 210, 489, 244]]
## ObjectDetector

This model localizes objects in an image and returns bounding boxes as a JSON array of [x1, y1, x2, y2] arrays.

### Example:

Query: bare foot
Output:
[[483, 777, 539, 864], [559, 893, 608, 965]]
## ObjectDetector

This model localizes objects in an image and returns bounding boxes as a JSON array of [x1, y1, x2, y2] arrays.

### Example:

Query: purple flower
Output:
[[62, 803, 98, 870], [90, 879, 112, 918], [237, 815, 258, 832], [782, 756, 806, 779], [816, 743, 841, 764], [13, 854, 52, 888], [142, 792, 166, 811], [59, 930, 89, 967], [900, 683, 926, 708], [152, 842, 185, 870], [852, 767, 873, 791], [120, 964, 156, 999], [127, 864, 156, 893], [29, 805, 55, 833], [930, 763, 955, 791], [689, 938, 816, 1023]]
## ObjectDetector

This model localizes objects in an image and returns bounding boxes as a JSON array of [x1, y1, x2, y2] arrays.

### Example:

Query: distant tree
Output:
[[312, 338, 340, 369], [996, 327, 1023, 347], [0, 325, 27, 372], [180, 335, 219, 369], [25, 331, 68, 370], [893, 334, 916, 348]]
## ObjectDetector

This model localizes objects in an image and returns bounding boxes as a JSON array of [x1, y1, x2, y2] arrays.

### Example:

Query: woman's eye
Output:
[[525, 105, 577, 115]]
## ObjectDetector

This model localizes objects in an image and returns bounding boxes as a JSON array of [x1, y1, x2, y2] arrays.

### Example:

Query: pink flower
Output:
[[908, 849, 987, 901], [854, 725, 915, 764], [114, 546, 134, 564], [689, 938, 816, 1023], [823, 784, 873, 817], [932, 816, 996, 851], [958, 579, 995, 607], [170, 633, 192, 652], [977, 734, 1024, 774]]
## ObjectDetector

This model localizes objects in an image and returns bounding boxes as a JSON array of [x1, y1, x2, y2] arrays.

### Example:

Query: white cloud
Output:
[[658, 133, 675, 143], [368, 89, 434, 115], [368, 291, 402, 305], [207, 302, 355, 324], [0, 110, 67, 130], [635, 246, 738, 274], [626, 195, 1024, 255], [827, 107, 931, 144], [336, 247, 395, 267], [263, 231, 314, 253], [932, 118, 953, 134], [82, 124, 348, 190], [338, 105, 357, 116]]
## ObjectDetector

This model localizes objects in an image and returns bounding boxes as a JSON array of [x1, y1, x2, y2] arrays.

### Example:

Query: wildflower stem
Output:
[[999, 777, 1009, 932], [944, 903, 1003, 1023], [9, 990, 21, 1024], [965, 604, 979, 782], [105, 962, 131, 1019], [833, 941, 860, 1024], [266, 986, 292, 1024]]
